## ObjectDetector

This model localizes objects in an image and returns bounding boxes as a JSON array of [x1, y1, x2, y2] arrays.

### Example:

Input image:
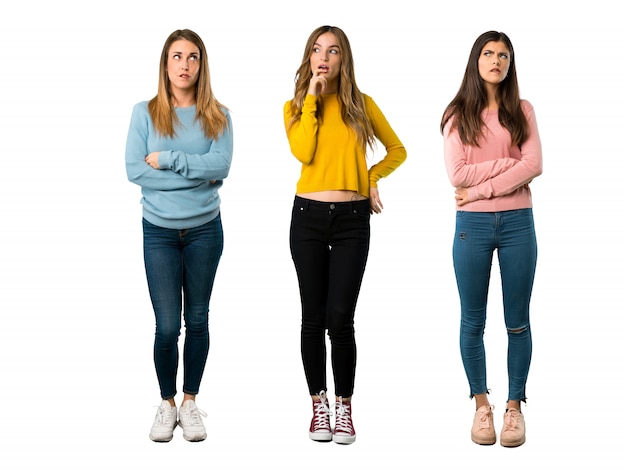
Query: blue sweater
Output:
[[125, 101, 233, 229]]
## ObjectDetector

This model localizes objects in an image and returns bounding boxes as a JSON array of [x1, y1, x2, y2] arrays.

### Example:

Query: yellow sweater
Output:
[[284, 93, 406, 197]]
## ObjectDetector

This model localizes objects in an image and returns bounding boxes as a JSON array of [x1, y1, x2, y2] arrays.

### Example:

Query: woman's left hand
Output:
[[145, 152, 160, 169], [370, 187, 383, 214]]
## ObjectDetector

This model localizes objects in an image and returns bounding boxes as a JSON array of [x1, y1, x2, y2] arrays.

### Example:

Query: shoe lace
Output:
[[476, 405, 494, 429], [181, 404, 207, 426], [503, 409, 520, 431], [334, 398, 353, 434], [312, 396, 331, 431], [154, 404, 175, 426]]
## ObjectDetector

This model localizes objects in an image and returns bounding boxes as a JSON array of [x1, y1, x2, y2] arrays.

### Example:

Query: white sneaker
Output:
[[149, 400, 177, 442], [178, 399, 207, 442]]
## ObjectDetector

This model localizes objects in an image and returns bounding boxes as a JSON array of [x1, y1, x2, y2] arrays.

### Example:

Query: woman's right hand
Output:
[[307, 69, 327, 96]]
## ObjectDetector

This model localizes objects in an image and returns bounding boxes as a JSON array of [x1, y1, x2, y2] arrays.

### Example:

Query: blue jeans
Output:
[[290, 196, 370, 398], [142, 215, 223, 399], [452, 209, 537, 402]]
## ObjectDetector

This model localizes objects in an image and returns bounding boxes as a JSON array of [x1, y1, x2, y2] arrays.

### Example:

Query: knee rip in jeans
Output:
[[506, 325, 528, 334]]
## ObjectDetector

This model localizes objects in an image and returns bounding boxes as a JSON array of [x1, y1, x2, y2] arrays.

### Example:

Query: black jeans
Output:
[[289, 196, 370, 397]]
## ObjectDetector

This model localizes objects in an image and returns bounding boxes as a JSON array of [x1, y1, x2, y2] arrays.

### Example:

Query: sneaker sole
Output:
[[179, 419, 207, 442], [501, 436, 525, 448], [471, 433, 496, 445], [472, 438, 496, 446], [309, 432, 332, 442], [471, 437, 496, 445], [149, 426, 176, 442], [332, 434, 356, 445]]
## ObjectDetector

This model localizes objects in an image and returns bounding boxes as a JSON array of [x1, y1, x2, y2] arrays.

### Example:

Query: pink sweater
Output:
[[443, 100, 542, 212]]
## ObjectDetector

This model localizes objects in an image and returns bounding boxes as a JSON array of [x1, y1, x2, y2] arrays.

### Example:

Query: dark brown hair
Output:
[[440, 31, 528, 147]]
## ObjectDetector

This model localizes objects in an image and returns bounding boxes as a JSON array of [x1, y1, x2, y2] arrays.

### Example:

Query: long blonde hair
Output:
[[286, 26, 374, 150], [148, 29, 229, 139]]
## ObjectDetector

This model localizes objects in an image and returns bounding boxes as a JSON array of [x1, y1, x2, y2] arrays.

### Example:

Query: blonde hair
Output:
[[148, 29, 229, 139], [286, 26, 374, 151]]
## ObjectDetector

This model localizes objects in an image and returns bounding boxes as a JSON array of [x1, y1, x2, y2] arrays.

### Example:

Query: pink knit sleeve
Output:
[[467, 101, 543, 202], [443, 121, 518, 188]]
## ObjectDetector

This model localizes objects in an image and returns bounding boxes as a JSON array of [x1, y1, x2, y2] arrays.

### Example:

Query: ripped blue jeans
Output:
[[453, 209, 537, 402]]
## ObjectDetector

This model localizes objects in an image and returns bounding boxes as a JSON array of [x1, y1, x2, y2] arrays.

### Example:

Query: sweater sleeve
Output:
[[365, 96, 407, 187], [158, 111, 233, 181], [467, 101, 543, 202], [443, 121, 519, 188], [125, 103, 203, 191], [284, 95, 318, 164]]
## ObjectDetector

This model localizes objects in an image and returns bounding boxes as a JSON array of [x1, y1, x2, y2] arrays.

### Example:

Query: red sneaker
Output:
[[309, 390, 332, 442], [333, 397, 356, 445]]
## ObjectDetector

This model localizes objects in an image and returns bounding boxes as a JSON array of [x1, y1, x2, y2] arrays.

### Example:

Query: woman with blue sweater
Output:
[[125, 29, 233, 443]]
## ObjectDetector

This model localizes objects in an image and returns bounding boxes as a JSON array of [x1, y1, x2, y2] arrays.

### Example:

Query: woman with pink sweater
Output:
[[441, 31, 542, 448]]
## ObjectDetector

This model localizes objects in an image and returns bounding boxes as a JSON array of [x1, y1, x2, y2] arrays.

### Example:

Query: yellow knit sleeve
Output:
[[284, 95, 319, 165], [365, 95, 407, 187]]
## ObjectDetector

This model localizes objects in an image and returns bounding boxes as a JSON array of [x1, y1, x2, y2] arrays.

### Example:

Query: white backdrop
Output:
[[1, 0, 624, 471]]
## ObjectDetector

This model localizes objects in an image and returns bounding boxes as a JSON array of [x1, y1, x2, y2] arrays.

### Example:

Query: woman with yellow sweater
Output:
[[284, 25, 406, 445]]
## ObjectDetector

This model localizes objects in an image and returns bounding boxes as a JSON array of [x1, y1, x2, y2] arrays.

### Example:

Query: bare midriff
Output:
[[296, 190, 368, 202]]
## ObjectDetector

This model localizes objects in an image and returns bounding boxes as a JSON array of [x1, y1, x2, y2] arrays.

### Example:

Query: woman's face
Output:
[[167, 39, 200, 94], [309, 32, 342, 83], [478, 40, 510, 86]]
